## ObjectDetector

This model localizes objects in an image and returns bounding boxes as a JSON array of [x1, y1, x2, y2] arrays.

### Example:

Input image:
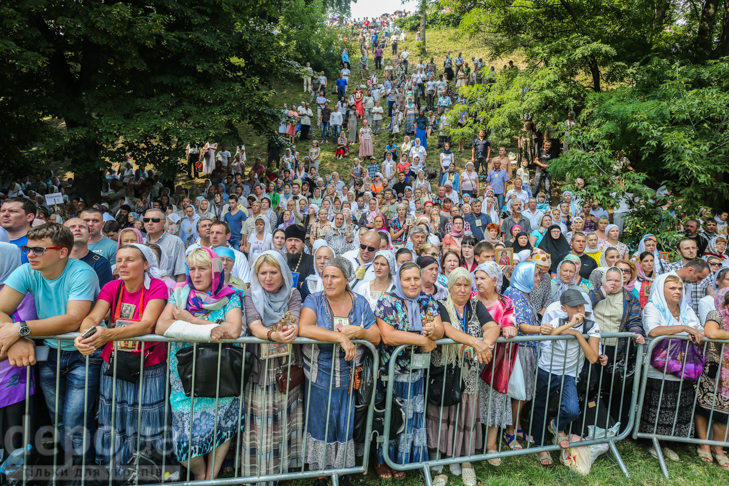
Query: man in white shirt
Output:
[[505, 178, 530, 206], [217, 145, 231, 167], [344, 231, 380, 293], [401, 50, 410, 73], [522, 197, 543, 230]]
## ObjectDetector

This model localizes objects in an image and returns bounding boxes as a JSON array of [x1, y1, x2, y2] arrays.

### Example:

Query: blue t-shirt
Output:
[[224, 210, 247, 240], [336, 78, 347, 91], [9, 236, 28, 264], [4, 259, 99, 351], [88, 237, 118, 263], [80, 251, 113, 289]]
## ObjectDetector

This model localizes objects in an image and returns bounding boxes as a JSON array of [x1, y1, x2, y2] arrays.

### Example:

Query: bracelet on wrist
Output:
[[267, 330, 273, 341]]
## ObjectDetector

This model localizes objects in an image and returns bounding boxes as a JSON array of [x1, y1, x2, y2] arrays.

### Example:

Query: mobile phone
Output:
[[81, 326, 97, 339]]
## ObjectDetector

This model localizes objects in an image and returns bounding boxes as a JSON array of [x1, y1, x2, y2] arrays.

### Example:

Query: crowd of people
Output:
[[1, 9, 729, 486]]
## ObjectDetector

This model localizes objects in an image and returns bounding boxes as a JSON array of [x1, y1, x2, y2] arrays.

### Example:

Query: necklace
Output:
[[371, 279, 390, 293], [293, 253, 303, 272], [328, 296, 348, 315]]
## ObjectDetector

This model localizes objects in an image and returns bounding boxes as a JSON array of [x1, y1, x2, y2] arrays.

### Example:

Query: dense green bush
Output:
[[395, 11, 461, 32]]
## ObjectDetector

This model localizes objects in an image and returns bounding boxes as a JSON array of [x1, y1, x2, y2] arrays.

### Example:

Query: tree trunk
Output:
[[719, 0, 729, 57], [653, 0, 671, 30], [420, 0, 427, 52], [697, 0, 720, 58], [589, 57, 601, 92]]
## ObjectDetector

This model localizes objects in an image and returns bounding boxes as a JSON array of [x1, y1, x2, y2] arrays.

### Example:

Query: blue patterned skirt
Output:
[[377, 371, 429, 465]]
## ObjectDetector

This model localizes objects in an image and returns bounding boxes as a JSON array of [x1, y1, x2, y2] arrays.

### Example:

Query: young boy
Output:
[[532, 289, 604, 466]]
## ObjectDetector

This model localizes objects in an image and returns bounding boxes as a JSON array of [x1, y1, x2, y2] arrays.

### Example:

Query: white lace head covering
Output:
[[128, 243, 164, 289]]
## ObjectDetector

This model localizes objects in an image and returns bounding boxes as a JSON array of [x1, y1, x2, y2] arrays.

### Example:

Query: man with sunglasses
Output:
[[142, 208, 186, 282], [343, 230, 381, 293], [0, 223, 100, 460]]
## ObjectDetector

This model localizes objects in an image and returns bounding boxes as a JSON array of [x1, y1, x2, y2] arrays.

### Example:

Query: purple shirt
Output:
[[0, 290, 37, 407], [375, 48, 383, 57]]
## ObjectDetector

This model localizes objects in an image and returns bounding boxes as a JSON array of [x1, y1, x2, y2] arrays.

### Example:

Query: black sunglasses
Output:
[[360, 243, 377, 252], [143, 218, 162, 223]]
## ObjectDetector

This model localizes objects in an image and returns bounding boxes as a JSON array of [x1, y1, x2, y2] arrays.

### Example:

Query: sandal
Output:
[[538, 452, 553, 467], [374, 462, 392, 480], [486, 450, 502, 467], [503, 433, 522, 451], [697, 448, 713, 464], [432, 474, 448, 486], [548, 420, 570, 449], [517, 429, 535, 444], [713, 452, 729, 469], [461, 464, 477, 486]]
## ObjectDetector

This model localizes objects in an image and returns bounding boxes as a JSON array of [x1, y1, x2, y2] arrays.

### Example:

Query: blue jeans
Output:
[[495, 193, 504, 210], [533, 171, 552, 202], [331, 124, 341, 140], [531, 368, 580, 446], [387, 100, 395, 118], [321, 121, 330, 140], [39, 347, 103, 458], [338, 88, 346, 101]]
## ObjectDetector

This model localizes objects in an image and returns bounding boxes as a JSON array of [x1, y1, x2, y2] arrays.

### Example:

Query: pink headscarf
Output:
[[174, 248, 236, 314], [117, 228, 144, 249]]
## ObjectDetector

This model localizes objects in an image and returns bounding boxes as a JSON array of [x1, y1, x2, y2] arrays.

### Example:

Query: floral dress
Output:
[[374, 292, 439, 465], [503, 287, 539, 401], [168, 294, 244, 462], [389, 218, 408, 245], [359, 127, 374, 157]]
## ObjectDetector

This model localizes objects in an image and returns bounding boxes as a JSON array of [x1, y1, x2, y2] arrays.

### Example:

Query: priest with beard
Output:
[[285, 224, 315, 289]]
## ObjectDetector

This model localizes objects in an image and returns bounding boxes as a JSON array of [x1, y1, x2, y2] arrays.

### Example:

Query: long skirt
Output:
[[638, 378, 695, 437], [696, 362, 729, 424], [240, 379, 303, 478], [479, 381, 513, 429], [426, 390, 482, 458], [96, 361, 169, 468], [404, 112, 416, 134], [416, 127, 428, 150], [348, 116, 359, 144], [378, 372, 428, 465], [304, 380, 355, 470], [169, 342, 244, 462], [517, 346, 538, 402]]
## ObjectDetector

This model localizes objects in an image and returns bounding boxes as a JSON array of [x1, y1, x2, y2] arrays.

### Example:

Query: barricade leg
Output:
[[652, 436, 669, 479]]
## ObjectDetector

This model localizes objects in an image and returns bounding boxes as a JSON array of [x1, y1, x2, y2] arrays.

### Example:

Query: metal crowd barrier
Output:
[[381, 333, 643, 485], [633, 334, 729, 479], [7, 333, 379, 486]]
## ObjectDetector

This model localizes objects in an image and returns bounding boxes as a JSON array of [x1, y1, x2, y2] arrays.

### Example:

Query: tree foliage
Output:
[[0, 0, 297, 203], [442, 0, 729, 245]]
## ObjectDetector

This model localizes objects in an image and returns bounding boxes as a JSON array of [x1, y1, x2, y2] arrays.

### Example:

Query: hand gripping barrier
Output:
[[9, 333, 378, 486], [380, 333, 643, 484], [633, 335, 729, 479]]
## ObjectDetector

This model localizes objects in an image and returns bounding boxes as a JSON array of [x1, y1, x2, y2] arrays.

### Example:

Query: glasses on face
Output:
[[143, 218, 161, 223], [619, 268, 632, 275], [360, 244, 377, 252], [709, 261, 722, 267], [21, 245, 64, 256]]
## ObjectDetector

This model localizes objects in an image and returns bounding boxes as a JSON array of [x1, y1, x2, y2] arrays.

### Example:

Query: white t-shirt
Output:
[[539, 318, 601, 377], [217, 150, 231, 166], [401, 50, 409, 60], [410, 145, 427, 163], [440, 151, 453, 167]]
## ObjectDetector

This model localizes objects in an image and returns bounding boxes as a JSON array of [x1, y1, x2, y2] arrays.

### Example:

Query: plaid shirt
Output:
[[665, 260, 713, 314], [367, 164, 379, 179]]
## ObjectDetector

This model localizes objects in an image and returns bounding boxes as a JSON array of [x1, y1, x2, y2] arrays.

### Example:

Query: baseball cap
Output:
[[560, 289, 589, 307]]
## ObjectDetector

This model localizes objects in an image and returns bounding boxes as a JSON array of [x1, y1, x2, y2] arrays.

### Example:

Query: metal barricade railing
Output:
[[633, 334, 729, 479], [381, 333, 643, 484], [7, 333, 379, 486]]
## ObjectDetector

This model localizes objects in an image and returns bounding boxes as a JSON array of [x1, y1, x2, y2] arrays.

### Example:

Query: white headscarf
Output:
[[647, 271, 699, 329], [129, 243, 164, 289], [250, 251, 294, 327], [305, 242, 336, 292], [475, 261, 503, 292]]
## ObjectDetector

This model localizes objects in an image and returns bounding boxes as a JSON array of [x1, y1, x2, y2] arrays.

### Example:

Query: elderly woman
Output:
[[389, 203, 411, 247], [309, 207, 333, 246], [426, 268, 499, 485], [301, 243, 336, 301], [358, 250, 396, 311], [587, 266, 645, 429], [696, 287, 729, 467], [471, 263, 518, 464], [214, 247, 247, 291], [299, 256, 381, 473], [325, 212, 356, 255], [240, 251, 304, 480], [156, 248, 243, 480], [537, 225, 571, 274], [503, 263, 545, 452], [599, 224, 629, 260], [550, 255, 593, 303], [418, 255, 450, 300], [74, 244, 168, 472], [639, 273, 705, 462], [374, 262, 445, 479]]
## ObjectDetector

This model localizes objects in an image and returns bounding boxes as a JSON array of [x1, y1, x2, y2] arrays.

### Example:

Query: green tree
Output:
[[0, 0, 295, 203]]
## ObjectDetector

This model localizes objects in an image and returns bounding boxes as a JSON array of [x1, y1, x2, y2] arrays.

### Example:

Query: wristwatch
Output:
[[214, 318, 224, 325], [18, 321, 31, 337]]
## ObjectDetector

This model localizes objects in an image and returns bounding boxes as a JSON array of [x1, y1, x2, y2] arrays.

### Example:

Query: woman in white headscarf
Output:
[[639, 272, 704, 461], [598, 223, 629, 260], [241, 251, 304, 480], [325, 212, 356, 255], [243, 215, 272, 263], [359, 250, 396, 311], [301, 241, 335, 301], [74, 243, 170, 472]]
